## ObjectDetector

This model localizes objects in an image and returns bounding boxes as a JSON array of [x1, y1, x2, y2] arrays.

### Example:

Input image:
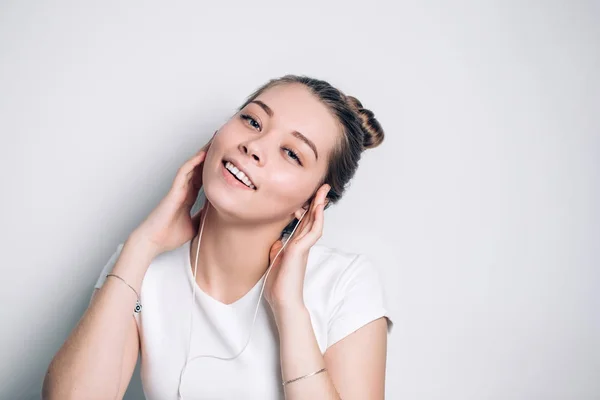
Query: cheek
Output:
[[264, 170, 314, 206], [204, 126, 237, 165], [211, 127, 233, 150]]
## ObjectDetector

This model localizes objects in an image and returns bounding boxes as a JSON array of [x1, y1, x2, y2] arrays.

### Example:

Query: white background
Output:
[[0, 1, 598, 399]]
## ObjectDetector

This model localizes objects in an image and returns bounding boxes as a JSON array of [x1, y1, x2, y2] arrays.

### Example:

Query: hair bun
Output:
[[346, 95, 384, 150]]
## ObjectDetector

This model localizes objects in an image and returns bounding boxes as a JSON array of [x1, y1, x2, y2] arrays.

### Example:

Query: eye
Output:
[[240, 114, 261, 131], [283, 147, 303, 166]]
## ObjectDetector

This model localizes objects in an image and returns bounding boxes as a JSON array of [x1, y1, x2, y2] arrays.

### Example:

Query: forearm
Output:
[[43, 234, 156, 399], [275, 305, 340, 400]]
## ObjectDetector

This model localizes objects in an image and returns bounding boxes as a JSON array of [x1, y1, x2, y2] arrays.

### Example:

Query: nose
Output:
[[239, 140, 265, 165]]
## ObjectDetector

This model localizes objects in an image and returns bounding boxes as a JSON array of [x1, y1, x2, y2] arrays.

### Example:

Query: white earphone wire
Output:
[[177, 203, 309, 399]]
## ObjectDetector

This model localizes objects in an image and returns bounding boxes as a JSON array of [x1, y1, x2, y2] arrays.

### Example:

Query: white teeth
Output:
[[225, 161, 256, 189]]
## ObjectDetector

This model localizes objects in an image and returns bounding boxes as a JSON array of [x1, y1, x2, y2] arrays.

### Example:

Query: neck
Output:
[[189, 202, 286, 305]]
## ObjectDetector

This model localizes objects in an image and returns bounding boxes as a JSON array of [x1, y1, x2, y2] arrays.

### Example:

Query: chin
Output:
[[202, 168, 262, 225], [200, 154, 296, 226]]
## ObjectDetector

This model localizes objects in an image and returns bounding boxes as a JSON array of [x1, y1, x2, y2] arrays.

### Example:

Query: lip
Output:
[[221, 158, 257, 190]]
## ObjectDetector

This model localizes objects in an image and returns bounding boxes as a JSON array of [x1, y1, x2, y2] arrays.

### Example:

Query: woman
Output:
[[43, 75, 393, 399]]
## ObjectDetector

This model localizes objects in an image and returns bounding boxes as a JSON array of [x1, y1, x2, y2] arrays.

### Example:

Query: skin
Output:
[[42, 83, 387, 400], [189, 83, 388, 399]]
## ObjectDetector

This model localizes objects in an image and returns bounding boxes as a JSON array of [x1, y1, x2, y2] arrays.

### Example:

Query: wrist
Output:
[[107, 234, 157, 293], [128, 230, 162, 260], [273, 302, 309, 326]]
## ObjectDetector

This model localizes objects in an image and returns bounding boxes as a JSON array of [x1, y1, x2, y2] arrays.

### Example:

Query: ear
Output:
[[292, 185, 331, 220], [293, 205, 310, 220]]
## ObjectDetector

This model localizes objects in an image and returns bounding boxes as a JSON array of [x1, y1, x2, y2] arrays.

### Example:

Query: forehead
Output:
[[252, 83, 341, 161]]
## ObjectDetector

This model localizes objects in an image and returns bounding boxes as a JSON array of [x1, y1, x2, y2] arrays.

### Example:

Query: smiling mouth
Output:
[[222, 160, 257, 190]]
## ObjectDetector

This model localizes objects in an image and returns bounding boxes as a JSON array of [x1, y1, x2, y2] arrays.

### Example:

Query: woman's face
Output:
[[202, 83, 340, 226]]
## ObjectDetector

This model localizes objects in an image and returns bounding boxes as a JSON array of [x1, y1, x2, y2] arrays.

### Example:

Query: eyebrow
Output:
[[250, 100, 319, 161]]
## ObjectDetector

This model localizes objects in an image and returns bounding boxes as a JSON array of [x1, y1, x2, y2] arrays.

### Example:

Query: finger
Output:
[[173, 137, 213, 185], [183, 150, 208, 177], [294, 185, 327, 242], [297, 185, 329, 244], [289, 183, 330, 245], [286, 210, 309, 247], [179, 154, 206, 187], [189, 159, 205, 187], [299, 201, 325, 246], [306, 184, 329, 222], [301, 197, 321, 240], [187, 138, 214, 180], [289, 211, 309, 243], [174, 151, 206, 185], [296, 199, 318, 240], [294, 217, 313, 244], [316, 183, 331, 205]]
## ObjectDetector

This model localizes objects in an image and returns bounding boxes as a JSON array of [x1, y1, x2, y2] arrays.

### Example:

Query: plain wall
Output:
[[0, 1, 598, 399]]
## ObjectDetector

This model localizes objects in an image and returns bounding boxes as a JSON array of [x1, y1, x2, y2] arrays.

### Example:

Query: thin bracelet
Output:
[[282, 367, 327, 386], [106, 273, 142, 313]]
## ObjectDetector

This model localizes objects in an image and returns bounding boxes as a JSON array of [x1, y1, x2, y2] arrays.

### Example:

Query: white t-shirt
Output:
[[94, 239, 393, 399]]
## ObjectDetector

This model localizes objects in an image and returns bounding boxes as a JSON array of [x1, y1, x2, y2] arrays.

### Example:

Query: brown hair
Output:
[[237, 75, 385, 235]]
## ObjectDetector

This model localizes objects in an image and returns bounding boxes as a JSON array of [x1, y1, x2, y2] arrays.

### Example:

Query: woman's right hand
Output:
[[131, 139, 212, 258]]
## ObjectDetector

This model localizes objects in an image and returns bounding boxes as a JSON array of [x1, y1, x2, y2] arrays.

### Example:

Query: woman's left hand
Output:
[[265, 184, 331, 317]]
